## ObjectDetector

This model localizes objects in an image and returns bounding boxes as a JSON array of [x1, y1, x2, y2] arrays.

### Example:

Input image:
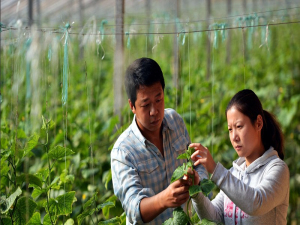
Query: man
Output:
[[111, 57, 208, 224]]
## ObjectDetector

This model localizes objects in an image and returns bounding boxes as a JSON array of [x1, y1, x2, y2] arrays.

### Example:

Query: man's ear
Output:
[[256, 115, 263, 131], [128, 99, 136, 114]]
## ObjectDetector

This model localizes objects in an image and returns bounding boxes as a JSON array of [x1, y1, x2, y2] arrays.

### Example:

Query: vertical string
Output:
[[188, 34, 191, 138], [211, 32, 215, 158], [242, 28, 246, 88], [85, 62, 94, 187], [145, 35, 148, 57]]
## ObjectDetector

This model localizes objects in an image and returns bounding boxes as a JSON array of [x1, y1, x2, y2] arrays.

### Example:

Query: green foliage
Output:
[[167, 146, 215, 224], [48, 146, 75, 160], [47, 192, 76, 216], [162, 207, 189, 225], [12, 197, 37, 225]]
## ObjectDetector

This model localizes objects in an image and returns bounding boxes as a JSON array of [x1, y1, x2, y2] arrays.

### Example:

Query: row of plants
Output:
[[1, 12, 300, 224]]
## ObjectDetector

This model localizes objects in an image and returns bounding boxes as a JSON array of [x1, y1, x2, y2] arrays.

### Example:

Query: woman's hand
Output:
[[189, 143, 217, 174]]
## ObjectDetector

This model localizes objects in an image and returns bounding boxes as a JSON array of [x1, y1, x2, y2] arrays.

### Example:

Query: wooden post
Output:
[[173, 0, 180, 94], [226, 0, 232, 64], [206, 0, 211, 79], [114, 0, 125, 124], [252, 0, 257, 12], [145, 0, 151, 56], [242, 0, 247, 62], [37, 0, 41, 27], [28, 0, 33, 27], [78, 0, 84, 59]]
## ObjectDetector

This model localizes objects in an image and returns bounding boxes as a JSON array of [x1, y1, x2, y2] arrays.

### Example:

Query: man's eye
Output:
[[142, 104, 149, 107]]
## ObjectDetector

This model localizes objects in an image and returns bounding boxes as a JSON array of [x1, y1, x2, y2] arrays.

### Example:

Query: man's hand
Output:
[[140, 179, 190, 222], [160, 179, 190, 208]]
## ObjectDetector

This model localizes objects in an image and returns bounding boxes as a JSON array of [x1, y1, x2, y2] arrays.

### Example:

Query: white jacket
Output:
[[192, 147, 289, 225]]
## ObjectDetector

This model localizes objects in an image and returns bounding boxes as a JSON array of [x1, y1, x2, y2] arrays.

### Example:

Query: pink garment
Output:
[[224, 196, 249, 224]]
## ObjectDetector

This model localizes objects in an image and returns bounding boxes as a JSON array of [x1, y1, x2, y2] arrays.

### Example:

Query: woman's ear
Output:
[[256, 115, 263, 131]]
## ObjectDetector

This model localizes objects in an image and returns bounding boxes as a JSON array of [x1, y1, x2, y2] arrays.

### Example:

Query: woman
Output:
[[190, 89, 289, 225]]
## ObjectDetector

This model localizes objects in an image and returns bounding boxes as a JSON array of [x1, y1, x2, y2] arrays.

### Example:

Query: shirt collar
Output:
[[131, 112, 174, 145]]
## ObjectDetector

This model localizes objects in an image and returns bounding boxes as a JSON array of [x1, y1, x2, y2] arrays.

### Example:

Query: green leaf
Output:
[[162, 207, 189, 225], [200, 218, 223, 225], [48, 191, 76, 216], [189, 185, 202, 197], [170, 164, 185, 183], [64, 218, 75, 225], [98, 217, 121, 225], [12, 197, 37, 225], [186, 147, 195, 159], [17, 129, 27, 139], [31, 188, 45, 200], [77, 193, 98, 225], [43, 214, 55, 225], [0, 187, 22, 213], [35, 168, 49, 182], [0, 217, 12, 225], [17, 174, 43, 188], [200, 179, 215, 197], [177, 152, 188, 159], [102, 169, 112, 190], [102, 195, 123, 219], [26, 212, 42, 225], [23, 133, 40, 158], [0, 149, 12, 164], [60, 169, 75, 184], [48, 146, 75, 160], [81, 168, 99, 179], [83, 192, 98, 210], [191, 213, 201, 224], [77, 209, 96, 225], [97, 201, 115, 210]]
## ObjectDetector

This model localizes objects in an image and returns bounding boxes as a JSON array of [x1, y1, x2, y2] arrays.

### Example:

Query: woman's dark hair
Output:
[[125, 57, 165, 107], [225, 89, 284, 159]]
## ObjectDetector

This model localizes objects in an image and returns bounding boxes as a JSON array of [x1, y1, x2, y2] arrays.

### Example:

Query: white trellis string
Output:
[[188, 33, 191, 137]]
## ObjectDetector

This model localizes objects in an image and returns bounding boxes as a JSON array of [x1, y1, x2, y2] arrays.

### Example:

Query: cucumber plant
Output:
[[0, 117, 76, 225], [163, 147, 219, 225]]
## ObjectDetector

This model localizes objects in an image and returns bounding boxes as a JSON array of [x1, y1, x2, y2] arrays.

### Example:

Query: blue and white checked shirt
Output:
[[111, 108, 208, 224]]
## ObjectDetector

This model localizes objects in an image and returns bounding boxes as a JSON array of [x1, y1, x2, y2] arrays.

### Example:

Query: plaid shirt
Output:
[[111, 108, 208, 224]]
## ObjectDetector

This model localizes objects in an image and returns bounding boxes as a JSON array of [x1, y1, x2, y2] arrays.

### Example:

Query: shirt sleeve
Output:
[[111, 148, 155, 224], [191, 190, 225, 223], [211, 161, 290, 216]]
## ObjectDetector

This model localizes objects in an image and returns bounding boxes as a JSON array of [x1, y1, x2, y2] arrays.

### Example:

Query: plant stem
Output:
[[186, 197, 193, 225], [46, 192, 55, 225]]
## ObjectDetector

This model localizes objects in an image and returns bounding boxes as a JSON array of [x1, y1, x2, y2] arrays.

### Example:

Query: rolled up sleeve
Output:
[[111, 148, 155, 224]]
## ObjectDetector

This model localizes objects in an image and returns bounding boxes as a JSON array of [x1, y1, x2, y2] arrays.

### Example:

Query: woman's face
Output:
[[227, 106, 264, 165]]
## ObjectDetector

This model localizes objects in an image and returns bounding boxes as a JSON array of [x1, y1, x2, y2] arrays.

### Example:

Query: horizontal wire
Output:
[[1, 20, 300, 38], [1, 5, 299, 31]]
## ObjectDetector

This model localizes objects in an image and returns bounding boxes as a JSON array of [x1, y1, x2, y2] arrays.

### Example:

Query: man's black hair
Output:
[[125, 57, 165, 106]]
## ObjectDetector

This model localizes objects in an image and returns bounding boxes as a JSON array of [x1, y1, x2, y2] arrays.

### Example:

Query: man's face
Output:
[[129, 82, 165, 134]]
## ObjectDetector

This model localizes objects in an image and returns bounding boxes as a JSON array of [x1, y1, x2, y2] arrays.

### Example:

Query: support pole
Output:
[[114, 0, 125, 124]]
